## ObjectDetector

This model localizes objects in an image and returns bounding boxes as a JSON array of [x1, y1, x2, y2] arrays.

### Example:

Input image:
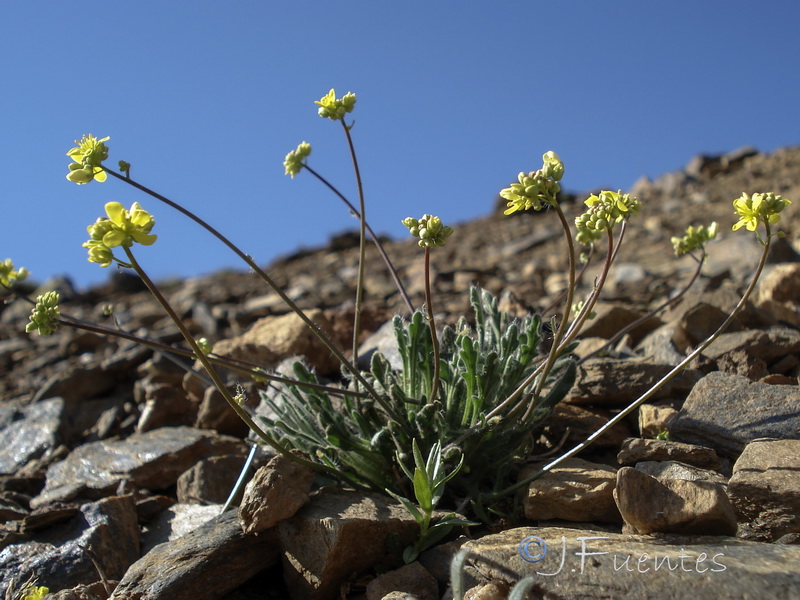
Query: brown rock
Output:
[[522, 458, 621, 524], [565, 358, 701, 407], [211, 308, 341, 376], [756, 263, 800, 327], [278, 489, 419, 600], [637, 403, 678, 438], [238, 453, 315, 534], [728, 438, 800, 541], [463, 581, 510, 600], [614, 466, 737, 535], [365, 562, 439, 600], [617, 438, 721, 470], [177, 454, 252, 505], [548, 403, 632, 449]]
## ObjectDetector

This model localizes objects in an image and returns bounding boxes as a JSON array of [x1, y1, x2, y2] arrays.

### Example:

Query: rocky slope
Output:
[[1, 146, 800, 599]]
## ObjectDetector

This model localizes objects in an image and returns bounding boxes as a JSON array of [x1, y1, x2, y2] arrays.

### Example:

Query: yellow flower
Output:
[[83, 202, 157, 267], [66, 134, 109, 184], [315, 89, 357, 120], [575, 190, 641, 245], [732, 192, 791, 232], [500, 151, 563, 215], [0, 258, 29, 288]]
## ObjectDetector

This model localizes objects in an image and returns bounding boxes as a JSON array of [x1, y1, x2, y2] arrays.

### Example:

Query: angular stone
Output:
[[111, 510, 279, 600], [700, 327, 800, 365], [617, 438, 721, 470], [565, 358, 701, 407], [522, 458, 621, 524], [0, 398, 63, 475], [278, 489, 419, 600], [728, 438, 800, 541], [637, 403, 678, 438], [0, 496, 139, 598], [135, 382, 197, 433], [634, 461, 728, 487], [756, 263, 800, 327], [669, 372, 800, 458], [365, 561, 439, 600], [32, 427, 247, 508], [140, 503, 222, 555], [614, 466, 737, 535], [462, 525, 800, 598], [576, 302, 662, 346], [672, 302, 743, 353], [548, 403, 632, 449], [463, 582, 509, 600], [211, 309, 340, 376], [177, 454, 251, 505], [238, 453, 315, 534]]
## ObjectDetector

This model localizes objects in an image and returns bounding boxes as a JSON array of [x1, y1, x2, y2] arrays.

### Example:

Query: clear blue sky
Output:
[[3, 1, 799, 289]]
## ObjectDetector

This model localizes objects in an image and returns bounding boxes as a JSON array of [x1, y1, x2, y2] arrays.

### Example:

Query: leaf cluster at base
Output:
[[256, 287, 577, 520]]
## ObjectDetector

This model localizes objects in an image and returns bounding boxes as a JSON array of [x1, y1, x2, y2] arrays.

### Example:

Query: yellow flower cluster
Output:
[[0, 258, 29, 288], [283, 142, 312, 178], [500, 151, 564, 215], [402, 214, 454, 248], [315, 89, 357, 121], [575, 190, 641, 245], [66, 134, 109, 184], [671, 222, 718, 257], [83, 202, 157, 267], [732, 192, 791, 232]]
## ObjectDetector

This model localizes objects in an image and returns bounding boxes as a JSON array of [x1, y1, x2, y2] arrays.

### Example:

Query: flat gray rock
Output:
[[669, 372, 800, 458], [0, 495, 139, 598], [0, 398, 63, 475], [111, 509, 279, 600], [459, 526, 800, 599], [32, 427, 247, 508]]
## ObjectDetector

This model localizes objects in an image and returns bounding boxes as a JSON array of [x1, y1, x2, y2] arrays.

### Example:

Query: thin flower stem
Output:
[[511, 203, 576, 416], [3, 285, 371, 400], [579, 247, 706, 364], [102, 167, 398, 418], [341, 121, 368, 384], [532, 204, 576, 394], [303, 164, 414, 314], [560, 225, 617, 348], [60, 315, 368, 398], [424, 247, 441, 403], [122, 246, 346, 477], [492, 222, 774, 500]]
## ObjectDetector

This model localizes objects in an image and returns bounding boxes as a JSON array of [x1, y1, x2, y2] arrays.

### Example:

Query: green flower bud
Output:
[[671, 222, 718, 256], [283, 142, 312, 178], [196, 337, 213, 356], [403, 214, 453, 248], [26, 291, 60, 336], [541, 150, 565, 181]]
